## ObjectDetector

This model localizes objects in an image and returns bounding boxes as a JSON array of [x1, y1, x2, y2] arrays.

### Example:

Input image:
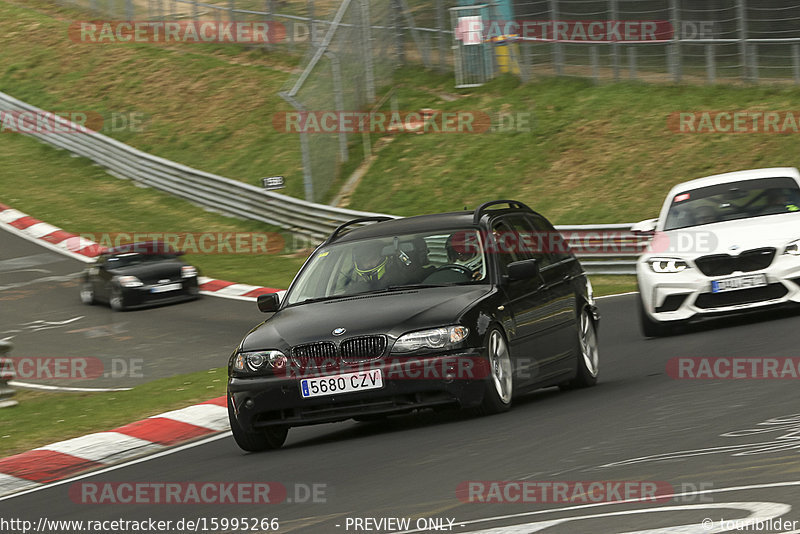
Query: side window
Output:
[[491, 220, 526, 275], [528, 214, 572, 264], [504, 215, 553, 268]]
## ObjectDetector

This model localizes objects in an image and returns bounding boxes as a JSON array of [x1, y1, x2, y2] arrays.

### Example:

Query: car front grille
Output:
[[340, 336, 387, 363], [694, 283, 788, 309], [694, 248, 776, 277], [291, 342, 337, 369]]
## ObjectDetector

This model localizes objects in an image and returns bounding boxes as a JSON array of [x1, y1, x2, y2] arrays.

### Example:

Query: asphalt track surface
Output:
[[0, 229, 261, 388], [3, 226, 800, 533]]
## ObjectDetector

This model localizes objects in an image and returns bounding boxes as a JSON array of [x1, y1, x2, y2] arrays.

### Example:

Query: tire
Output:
[[228, 396, 288, 452], [563, 307, 599, 389], [109, 286, 127, 312], [477, 328, 513, 415], [79, 282, 95, 305], [638, 296, 675, 337]]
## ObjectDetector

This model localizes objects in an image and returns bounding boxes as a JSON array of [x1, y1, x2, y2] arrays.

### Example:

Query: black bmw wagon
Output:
[[228, 201, 599, 451]]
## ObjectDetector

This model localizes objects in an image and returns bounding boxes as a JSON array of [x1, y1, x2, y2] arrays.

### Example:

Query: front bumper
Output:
[[121, 278, 199, 308], [637, 255, 800, 322], [228, 350, 488, 430]]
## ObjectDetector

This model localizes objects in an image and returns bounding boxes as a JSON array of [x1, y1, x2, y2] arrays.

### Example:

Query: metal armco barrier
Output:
[[0, 340, 18, 408], [0, 91, 644, 274]]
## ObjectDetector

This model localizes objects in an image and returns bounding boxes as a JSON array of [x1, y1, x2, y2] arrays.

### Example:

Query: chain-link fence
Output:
[[53, 0, 800, 200], [54, 0, 800, 85]]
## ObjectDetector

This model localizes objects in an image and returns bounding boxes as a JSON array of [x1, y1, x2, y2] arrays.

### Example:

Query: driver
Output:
[[351, 240, 408, 289], [445, 231, 483, 279], [763, 189, 800, 214]]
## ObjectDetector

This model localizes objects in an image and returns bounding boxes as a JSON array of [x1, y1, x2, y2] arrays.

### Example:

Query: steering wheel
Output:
[[423, 264, 474, 284]]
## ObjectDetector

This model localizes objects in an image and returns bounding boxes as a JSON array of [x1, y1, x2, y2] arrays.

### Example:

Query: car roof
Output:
[[331, 205, 540, 243], [669, 167, 800, 195], [104, 240, 180, 255]]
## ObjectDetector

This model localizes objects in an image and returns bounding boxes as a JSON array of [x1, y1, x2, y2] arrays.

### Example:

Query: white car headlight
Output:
[[647, 258, 690, 273], [233, 350, 287, 372], [392, 326, 469, 353], [116, 275, 143, 288], [181, 265, 198, 278], [784, 239, 800, 256]]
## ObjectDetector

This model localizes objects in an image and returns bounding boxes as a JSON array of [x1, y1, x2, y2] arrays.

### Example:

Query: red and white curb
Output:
[[0, 202, 283, 301], [0, 397, 229, 497]]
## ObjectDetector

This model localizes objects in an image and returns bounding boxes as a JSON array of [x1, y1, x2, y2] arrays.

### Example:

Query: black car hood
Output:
[[109, 260, 184, 283], [242, 285, 493, 351]]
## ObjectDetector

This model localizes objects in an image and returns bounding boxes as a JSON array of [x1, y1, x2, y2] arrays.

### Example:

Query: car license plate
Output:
[[300, 369, 383, 398], [711, 274, 767, 293], [150, 283, 182, 293]]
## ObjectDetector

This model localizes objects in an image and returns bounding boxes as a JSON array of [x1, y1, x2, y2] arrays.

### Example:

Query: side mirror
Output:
[[630, 218, 658, 234], [507, 258, 541, 282], [257, 293, 281, 313]]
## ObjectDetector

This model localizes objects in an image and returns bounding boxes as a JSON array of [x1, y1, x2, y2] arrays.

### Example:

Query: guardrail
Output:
[[0, 91, 644, 275]]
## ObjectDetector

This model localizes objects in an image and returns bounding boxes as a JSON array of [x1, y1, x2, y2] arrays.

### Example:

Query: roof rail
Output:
[[325, 216, 394, 243], [472, 200, 533, 225]]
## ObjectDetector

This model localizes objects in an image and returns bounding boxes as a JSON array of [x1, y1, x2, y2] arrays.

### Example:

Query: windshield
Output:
[[105, 252, 178, 268], [663, 177, 800, 230], [285, 229, 488, 305]]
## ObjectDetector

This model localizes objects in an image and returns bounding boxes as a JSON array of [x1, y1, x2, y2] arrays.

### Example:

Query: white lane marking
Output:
[[213, 283, 262, 297], [596, 291, 639, 299], [458, 502, 790, 534], [152, 404, 229, 431], [602, 414, 800, 468], [36, 432, 164, 464], [0, 273, 82, 292], [0, 432, 232, 501], [8, 381, 132, 392], [0, 474, 39, 495]]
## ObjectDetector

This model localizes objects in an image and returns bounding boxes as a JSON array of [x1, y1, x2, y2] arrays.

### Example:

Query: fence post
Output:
[[192, 0, 199, 21], [670, 0, 681, 83], [0, 340, 17, 409], [360, 0, 375, 102], [738, 0, 748, 82], [228, 0, 235, 22], [610, 0, 619, 81], [327, 53, 348, 165], [392, 0, 405, 64], [793, 44, 800, 85], [549, 0, 562, 76], [436, 0, 447, 71], [590, 45, 599, 83], [706, 44, 715, 84], [628, 47, 636, 80]]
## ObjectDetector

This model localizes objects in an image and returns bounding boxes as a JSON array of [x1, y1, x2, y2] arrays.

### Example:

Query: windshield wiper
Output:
[[385, 284, 447, 291]]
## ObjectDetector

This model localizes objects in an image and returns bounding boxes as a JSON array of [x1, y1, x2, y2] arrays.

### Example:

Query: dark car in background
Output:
[[79, 241, 199, 311], [227, 201, 599, 451]]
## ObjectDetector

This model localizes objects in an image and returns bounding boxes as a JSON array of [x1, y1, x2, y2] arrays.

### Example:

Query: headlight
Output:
[[181, 265, 198, 278], [116, 275, 143, 287], [647, 258, 689, 273], [392, 326, 469, 353], [233, 350, 287, 373], [784, 239, 800, 256]]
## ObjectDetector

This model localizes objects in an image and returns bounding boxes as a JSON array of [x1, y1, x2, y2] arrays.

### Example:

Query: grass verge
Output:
[[0, 367, 227, 458]]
